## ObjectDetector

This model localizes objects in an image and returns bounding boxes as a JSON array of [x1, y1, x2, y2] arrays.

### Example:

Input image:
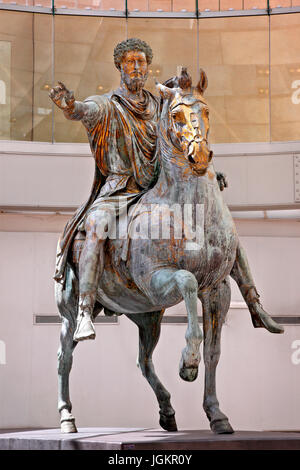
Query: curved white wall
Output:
[[1, 140, 299, 210], [1, 141, 300, 431]]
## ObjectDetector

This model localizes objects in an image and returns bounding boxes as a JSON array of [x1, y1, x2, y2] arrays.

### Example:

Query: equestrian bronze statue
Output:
[[50, 38, 284, 435]]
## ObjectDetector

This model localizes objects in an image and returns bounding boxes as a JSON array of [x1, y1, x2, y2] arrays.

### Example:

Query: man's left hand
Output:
[[216, 172, 228, 191]]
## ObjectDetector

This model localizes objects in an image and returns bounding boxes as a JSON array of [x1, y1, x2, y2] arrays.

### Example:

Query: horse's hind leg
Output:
[[58, 317, 78, 433], [126, 311, 177, 432], [201, 277, 234, 434], [56, 264, 78, 433]]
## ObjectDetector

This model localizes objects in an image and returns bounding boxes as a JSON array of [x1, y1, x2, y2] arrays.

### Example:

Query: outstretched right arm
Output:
[[49, 81, 100, 125]]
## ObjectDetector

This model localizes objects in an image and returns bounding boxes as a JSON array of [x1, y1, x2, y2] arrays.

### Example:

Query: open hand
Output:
[[49, 81, 75, 110]]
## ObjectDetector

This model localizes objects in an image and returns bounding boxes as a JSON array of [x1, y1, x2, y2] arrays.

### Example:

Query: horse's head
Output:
[[157, 68, 213, 176]]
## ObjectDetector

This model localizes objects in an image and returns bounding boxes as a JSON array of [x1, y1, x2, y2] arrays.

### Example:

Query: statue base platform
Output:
[[1, 428, 300, 450]]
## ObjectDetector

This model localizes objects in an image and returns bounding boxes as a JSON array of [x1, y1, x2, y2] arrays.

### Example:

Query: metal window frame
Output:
[[1, 2, 300, 146], [0, 3, 52, 14], [54, 8, 126, 17], [1, 4, 300, 17]]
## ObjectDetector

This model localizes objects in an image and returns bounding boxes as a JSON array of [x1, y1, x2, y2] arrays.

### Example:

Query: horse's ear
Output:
[[162, 76, 179, 89], [156, 81, 175, 100], [178, 67, 192, 91], [196, 68, 208, 95]]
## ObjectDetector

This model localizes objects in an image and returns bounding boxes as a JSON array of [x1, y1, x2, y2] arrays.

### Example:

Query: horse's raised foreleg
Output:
[[201, 277, 234, 434], [151, 269, 202, 383], [126, 311, 177, 432]]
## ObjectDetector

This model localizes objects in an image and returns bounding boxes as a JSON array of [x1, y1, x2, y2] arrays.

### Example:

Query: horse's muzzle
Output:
[[185, 141, 211, 175]]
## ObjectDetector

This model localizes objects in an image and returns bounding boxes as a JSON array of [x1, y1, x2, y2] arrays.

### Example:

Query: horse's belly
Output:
[[97, 275, 157, 314], [96, 239, 158, 314]]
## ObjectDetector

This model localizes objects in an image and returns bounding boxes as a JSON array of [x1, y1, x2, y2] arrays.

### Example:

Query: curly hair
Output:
[[113, 38, 153, 70]]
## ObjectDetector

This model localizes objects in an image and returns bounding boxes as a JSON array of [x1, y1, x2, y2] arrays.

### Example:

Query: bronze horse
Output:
[[56, 70, 248, 435]]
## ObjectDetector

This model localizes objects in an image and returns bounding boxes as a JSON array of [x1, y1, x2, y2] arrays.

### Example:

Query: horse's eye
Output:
[[173, 118, 184, 129]]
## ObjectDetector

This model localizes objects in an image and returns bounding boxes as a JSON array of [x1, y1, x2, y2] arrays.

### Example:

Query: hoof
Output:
[[179, 347, 200, 382], [250, 304, 284, 334], [210, 419, 234, 435], [179, 354, 199, 382], [61, 419, 78, 433], [159, 414, 178, 432], [179, 365, 198, 382], [73, 317, 96, 342]]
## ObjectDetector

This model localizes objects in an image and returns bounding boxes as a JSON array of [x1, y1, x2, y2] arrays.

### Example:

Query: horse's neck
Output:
[[152, 137, 216, 205], [154, 165, 196, 202]]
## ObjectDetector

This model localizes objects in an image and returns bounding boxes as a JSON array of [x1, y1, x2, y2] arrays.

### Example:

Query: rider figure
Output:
[[51, 38, 160, 341], [50, 38, 284, 342]]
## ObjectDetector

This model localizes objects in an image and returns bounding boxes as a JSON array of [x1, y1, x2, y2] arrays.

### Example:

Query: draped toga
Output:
[[54, 89, 160, 283]]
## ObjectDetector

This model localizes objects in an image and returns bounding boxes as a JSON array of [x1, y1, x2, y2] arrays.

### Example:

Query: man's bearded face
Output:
[[120, 50, 149, 93]]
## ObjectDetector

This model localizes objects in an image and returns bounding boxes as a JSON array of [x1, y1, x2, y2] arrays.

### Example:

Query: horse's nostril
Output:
[[209, 150, 213, 161], [188, 155, 195, 164]]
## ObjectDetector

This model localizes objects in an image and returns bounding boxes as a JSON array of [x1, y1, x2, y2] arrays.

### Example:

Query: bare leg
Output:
[[201, 278, 234, 434], [231, 242, 284, 334], [74, 210, 111, 341], [151, 269, 202, 382], [126, 311, 177, 432]]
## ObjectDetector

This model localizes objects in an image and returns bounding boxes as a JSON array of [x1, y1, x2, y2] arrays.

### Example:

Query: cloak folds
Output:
[[54, 162, 104, 283], [54, 89, 160, 283]]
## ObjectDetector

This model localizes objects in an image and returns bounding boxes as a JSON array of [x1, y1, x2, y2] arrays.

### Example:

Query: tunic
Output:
[[54, 88, 160, 283]]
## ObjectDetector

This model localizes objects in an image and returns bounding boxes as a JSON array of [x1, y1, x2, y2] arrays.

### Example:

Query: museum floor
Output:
[[0, 428, 300, 450]]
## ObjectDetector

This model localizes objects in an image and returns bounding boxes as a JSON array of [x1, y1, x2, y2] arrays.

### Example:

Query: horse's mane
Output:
[[159, 68, 193, 112], [163, 68, 192, 90]]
